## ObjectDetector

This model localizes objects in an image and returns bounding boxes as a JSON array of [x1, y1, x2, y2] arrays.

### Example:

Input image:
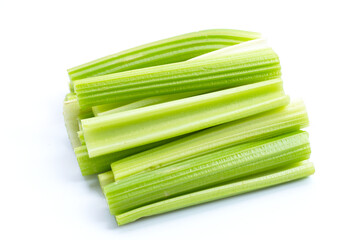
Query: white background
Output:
[[1, 0, 359, 239]]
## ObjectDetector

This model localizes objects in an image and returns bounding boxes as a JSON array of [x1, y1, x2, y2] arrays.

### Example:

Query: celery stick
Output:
[[104, 131, 310, 215], [98, 171, 114, 193], [74, 48, 281, 108], [63, 98, 82, 148], [63, 95, 93, 149], [97, 90, 208, 116], [82, 79, 289, 157], [115, 161, 315, 226], [75, 135, 185, 176], [68, 29, 261, 81], [92, 39, 266, 116], [111, 100, 308, 181]]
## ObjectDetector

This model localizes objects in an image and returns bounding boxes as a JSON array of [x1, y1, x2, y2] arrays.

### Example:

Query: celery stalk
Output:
[[115, 161, 315, 226], [63, 98, 82, 148], [98, 171, 115, 192], [82, 79, 289, 157], [111, 100, 308, 181], [74, 48, 281, 108], [68, 29, 261, 82], [92, 39, 267, 116], [75, 135, 186, 176], [104, 131, 311, 215]]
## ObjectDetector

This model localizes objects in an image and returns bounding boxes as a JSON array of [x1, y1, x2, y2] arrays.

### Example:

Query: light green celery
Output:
[[111, 100, 308, 181], [63, 98, 82, 148], [98, 171, 115, 193], [74, 48, 281, 109], [65, 92, 77, 101], [63, 95, 93, 149], [68, 29, 261, 82], [77, 131, 85, 145], [189, 38, 269, 61], [104, 131, 311, 215], [82, 79, 289, 157], [98, 90, 208, 116], [75, 135, 185, 176], [92, 102, 128, 116], [115, 161, 315, 226]]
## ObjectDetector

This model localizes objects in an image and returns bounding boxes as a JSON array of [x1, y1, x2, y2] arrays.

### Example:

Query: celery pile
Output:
[[63, 29, 314, 226]]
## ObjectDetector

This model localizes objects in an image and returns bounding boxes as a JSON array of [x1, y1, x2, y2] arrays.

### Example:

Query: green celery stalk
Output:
[[91, 38, 267, 116], [115, 161, 315, 226], [104, 131, 311, 215], [74, 48, 281, 108], [111, 100, 308, 181], [82, 79, 289, 157], [98, 171, 115, 193], [75, 135, 185, 176], [68, 29, 261, 82], [63, 98, 83, 148]]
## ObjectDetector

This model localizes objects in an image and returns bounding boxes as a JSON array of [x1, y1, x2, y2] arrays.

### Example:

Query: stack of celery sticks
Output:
[[63, 29, 314, 226]]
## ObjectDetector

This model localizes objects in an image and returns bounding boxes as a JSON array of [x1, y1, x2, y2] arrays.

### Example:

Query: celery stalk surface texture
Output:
[[62, 29, 315, 226]]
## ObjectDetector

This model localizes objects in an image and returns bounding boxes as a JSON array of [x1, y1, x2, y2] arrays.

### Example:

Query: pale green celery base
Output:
[[111, 100, 308, 181], [83, 79, 289, 158], [115, 161, 315, 226], [104, 131, 310, 215], [98, 171, 114, 193], [63, 98, 81, 148]]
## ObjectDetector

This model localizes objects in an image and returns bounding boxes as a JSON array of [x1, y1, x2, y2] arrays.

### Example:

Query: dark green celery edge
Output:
[[115, 161, 315, 226], [74, 48, 281, 109], [111, 100, 309, 181], [75, 135, 186, 176], [68, 29, 261, 81], [104, 131, 311, 215]]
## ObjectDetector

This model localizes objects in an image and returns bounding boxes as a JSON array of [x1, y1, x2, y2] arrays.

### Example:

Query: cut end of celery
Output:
[[98, 171, 115, 194], [63, 99, 81, 149]]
